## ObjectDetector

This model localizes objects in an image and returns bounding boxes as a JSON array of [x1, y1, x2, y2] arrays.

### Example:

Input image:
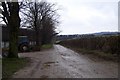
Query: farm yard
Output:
[[0, 0, 119, 79]]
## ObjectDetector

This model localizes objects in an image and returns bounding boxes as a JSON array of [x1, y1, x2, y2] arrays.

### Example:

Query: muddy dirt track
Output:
[[13, 45, 118, 78]]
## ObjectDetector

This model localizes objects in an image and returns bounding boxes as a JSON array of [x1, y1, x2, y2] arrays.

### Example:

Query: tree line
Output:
[[0, 0, 60, 58]]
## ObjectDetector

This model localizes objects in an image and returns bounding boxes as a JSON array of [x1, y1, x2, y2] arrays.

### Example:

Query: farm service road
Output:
[[13, 45, 118, 78]]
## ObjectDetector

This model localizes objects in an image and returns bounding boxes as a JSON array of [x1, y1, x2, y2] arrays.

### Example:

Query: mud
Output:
[[13, 45, 118, 78]]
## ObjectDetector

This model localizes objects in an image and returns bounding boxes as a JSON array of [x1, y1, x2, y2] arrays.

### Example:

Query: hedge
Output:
[[60, 35, 120, 54]]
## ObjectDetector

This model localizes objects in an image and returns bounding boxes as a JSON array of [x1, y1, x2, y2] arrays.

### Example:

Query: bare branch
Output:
[[2, 2, 10, 23]]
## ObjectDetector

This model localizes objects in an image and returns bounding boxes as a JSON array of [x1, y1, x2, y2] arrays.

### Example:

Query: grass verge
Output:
[[41, 44, 53, 50], [2, 58, 29, 78], [60, 44, 118, 62]]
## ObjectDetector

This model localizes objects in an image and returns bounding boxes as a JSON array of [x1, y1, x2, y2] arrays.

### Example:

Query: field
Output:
[[59, 35, 119, 61]]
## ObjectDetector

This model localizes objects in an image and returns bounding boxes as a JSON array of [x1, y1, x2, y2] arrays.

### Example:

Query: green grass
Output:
[[30, 44, 53, 51], [2, 58, 29, 78], [41, 44, 53, 50]]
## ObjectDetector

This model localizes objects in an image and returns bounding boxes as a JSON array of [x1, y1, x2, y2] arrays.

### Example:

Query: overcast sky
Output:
[[48, 0, 119, 35]]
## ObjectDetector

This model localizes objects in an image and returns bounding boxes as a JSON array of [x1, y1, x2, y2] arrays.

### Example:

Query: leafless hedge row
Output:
[[60, 36, 120, 54]]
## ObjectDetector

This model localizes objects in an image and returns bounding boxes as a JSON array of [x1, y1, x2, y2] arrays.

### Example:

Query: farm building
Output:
[[1, 24, 37, 48]]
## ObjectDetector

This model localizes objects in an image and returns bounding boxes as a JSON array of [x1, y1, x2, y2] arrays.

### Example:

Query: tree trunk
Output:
[[8, 2, 20, 58], [34, 21, 41, 51], [34, 2, 41, 51]]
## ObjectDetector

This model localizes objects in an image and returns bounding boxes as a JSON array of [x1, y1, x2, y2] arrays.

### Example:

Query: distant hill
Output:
[[93, 32, 120, 36], [56, 32, 120, 41]]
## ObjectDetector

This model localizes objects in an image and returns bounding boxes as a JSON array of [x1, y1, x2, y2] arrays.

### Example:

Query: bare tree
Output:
[[20, 0, 59, 49], [20, 1, 42, 50], [0, 1, 21, 58], [41, 15, 59, 44]]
